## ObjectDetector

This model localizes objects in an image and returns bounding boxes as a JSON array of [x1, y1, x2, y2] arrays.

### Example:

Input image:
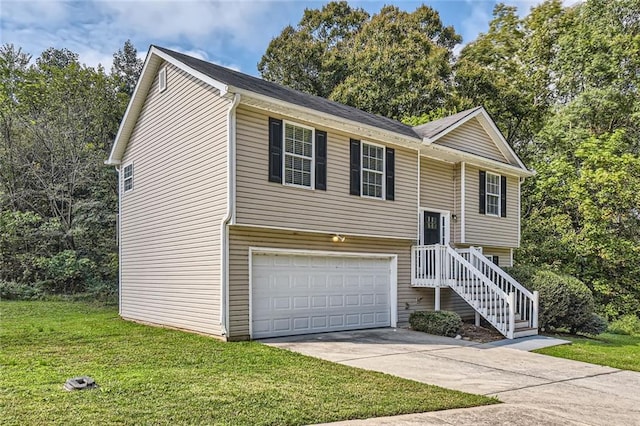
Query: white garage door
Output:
[[251, 251, 393, 339]]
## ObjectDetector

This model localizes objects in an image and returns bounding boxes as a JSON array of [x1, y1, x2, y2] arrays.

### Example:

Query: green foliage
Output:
[[259, 1, 460, 119], [409, 311, 463, 337], [505, 266, 603, 335], [0, 301, 495, 425], [0, 42, 130, 298], [608, 315, 640, 336], [0, 281, 42, 300]]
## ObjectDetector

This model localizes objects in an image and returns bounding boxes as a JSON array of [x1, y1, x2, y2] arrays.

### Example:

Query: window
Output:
[[486, 255, 500, 266], [123, 163, 133, 192], [486, 172, 500, 216], [158, 67, 167, 93], [361, 142, 384, 198], [283, 122, 314, 188]]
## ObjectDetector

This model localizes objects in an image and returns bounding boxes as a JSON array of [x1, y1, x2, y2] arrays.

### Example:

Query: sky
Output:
[[1, 0, 567, 76]]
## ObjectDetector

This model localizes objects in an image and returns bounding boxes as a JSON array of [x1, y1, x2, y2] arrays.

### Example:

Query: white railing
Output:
[[411, 244, 516, 337], [459, 247, 539, 330]]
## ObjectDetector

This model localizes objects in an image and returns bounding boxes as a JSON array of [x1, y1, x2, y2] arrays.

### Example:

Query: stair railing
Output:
[[460, 247, 539, 330]]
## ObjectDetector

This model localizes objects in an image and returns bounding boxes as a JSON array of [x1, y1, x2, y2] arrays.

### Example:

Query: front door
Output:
[[423, 211, 441, 245]]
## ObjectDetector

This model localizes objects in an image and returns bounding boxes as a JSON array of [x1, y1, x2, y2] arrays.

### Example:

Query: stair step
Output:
[[513, 327, 538, 338]]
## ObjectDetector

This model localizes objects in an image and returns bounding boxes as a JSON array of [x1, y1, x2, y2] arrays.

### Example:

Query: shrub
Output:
[[608, 314, 640, 336], [0, 281, 42, 300], [409, 311, 463, 337], [504, 266, 602, 335], [33, 250, 98, 294], [580, 313, 608, 336]]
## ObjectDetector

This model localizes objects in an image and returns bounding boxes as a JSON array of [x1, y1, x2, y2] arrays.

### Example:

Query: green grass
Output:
[[0, 301, 495, 425], [535, 333, 640, 372]]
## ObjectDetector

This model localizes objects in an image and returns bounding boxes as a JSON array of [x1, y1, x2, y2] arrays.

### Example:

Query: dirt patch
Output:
[[459, 323, 504, 343]]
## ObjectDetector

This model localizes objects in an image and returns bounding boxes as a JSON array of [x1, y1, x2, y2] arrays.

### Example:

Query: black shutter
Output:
[[315, 130, 327, 190], [385, 147, 395, 201], [500, 175, 507, 217], [492, 256, 500, 266], [479, 170, 486, 214], [349, 139, 361, 195], [268, 118, 283, 183]]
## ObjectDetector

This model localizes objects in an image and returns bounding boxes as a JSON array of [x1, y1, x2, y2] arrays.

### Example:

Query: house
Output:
[[106, 46, 538, 341]]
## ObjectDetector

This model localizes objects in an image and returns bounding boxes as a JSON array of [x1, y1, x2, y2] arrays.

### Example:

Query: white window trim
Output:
[[281, 120, 315, 190], [158, 67, 167, 93], [360, 140, 386, 200], [419, 208, 450, 246], [123, 162, 134, 194], [485, 171, 501, 217]]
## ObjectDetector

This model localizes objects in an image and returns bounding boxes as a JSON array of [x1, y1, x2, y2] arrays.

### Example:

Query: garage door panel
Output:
[[252, 252, 392, 338]]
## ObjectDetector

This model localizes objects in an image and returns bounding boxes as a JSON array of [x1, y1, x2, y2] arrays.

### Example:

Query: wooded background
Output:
[[1, 0, 638, 319]]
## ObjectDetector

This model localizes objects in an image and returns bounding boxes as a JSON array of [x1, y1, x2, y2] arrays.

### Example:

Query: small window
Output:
[[158, 67, 167, 93], [283, 122, 314, 188], [123, 163, 133, 192], [361, 142, 384, 198], [486, 255, 500, 266], [486, 172, 500, 216]]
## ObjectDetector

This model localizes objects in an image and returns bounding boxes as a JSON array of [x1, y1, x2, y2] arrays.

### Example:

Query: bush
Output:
[[409, 310, 463, 337], [580, 313, 608, 336], [504, 266, 602, 335], [0, 281, 42, 300], [608, 314, 640, 336]]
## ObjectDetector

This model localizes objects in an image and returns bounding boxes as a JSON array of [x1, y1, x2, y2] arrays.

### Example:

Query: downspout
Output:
[[220, 93, 241, 338]]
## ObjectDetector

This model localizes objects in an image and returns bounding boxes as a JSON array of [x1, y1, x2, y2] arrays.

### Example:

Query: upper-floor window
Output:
[[361, 142, 384, 198], [268, 117, 327, 191], [486, 172, 500, 216], [349, 139, 394, 201], [158, 67, 167, 93], [123, 163, 134, 193], [284, 122, 314, 188], [479, 170, 506, 217]]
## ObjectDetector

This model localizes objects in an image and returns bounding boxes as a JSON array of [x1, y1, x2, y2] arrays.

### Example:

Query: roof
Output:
[[107, 45, 531, 176], [413, 107, 482, 140], [154, 46, 420, 140]]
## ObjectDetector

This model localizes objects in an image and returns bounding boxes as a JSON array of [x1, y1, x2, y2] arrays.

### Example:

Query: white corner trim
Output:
[[461, 161, 466, 244], [416, 151, 421, 242]]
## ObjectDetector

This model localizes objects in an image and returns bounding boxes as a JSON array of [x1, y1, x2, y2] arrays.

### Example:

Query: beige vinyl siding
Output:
[[463, 164, 520, 248], [235, 106, 418, 240], [437, 118, 508, 163], [120, 62, 229, 336], [420, 157, 455, 213], [227, 226, 436, 340], [482, 247, 513, 268], [441, 289, 475, 321]]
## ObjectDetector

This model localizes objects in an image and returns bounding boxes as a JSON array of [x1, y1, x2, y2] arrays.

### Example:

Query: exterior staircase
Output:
[[411, 244, 538, 339]]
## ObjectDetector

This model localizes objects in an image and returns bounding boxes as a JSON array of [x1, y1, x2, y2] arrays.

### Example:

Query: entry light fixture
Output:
[[451, 214, 458, 221], [331, 234, 346, 243]]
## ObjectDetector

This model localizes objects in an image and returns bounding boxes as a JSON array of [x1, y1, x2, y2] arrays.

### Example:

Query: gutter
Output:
[[220, 93, 241, 338]]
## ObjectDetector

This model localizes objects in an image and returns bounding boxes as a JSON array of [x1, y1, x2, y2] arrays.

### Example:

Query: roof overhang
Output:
[[238, 92, 423, 151], [420, 143, 535, 178], [421, 107, 528, 171]]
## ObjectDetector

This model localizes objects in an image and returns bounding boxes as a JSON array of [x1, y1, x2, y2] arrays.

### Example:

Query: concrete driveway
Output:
[[262, 328, 640, 426]]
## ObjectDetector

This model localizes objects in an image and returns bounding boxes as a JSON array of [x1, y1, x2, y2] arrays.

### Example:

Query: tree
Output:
[[259, 1, 460, 119], [112, 39, 143, 96], [0, 44, 124, 298], [258, 1, 369, 98], [330, 5, 460, 119]]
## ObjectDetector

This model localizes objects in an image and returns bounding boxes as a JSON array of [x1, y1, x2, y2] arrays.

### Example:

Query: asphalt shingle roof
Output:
[[412, 107, 482, 140], [155, 46, 422, 140]]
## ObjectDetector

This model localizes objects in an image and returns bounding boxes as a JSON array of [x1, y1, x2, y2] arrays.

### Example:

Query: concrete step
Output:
[[513, 327, 538, 338]]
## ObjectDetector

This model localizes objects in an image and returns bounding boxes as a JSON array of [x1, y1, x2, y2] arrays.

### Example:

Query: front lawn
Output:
[[0, 301, 495, 425], [535, 333, 640, 372]]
